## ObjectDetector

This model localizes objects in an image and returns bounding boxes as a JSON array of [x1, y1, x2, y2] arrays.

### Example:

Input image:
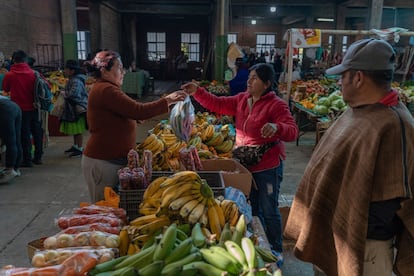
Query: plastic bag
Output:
[[225, 186, 252, 224], [169, 95, 195, 142], [3, 251, 98, 275], [31, 247, 118, 267], [43, 231, 120, 249], [72, 204, 127, 224], [59, 223, 121, 235], [56, 214, 123, 229], [50, 91, 65, 117]]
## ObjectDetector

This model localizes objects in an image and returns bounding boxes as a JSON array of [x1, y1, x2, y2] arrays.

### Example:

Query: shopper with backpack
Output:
[[2, 50, 44, 167]]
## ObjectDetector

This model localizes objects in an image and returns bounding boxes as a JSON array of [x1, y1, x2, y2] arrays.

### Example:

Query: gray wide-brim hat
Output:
[[325, 38, 395, 75]]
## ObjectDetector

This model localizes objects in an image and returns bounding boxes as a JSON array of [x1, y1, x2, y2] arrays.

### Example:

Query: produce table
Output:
[[291, 101, 330, 146]]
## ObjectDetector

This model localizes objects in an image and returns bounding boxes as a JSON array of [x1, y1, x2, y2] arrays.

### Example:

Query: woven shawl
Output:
[[285, 102, 414, 276]]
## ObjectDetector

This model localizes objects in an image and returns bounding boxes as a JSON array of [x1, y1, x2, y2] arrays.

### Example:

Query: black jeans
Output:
[[0, 99, 22, 169], [21, 110, 43, 163]]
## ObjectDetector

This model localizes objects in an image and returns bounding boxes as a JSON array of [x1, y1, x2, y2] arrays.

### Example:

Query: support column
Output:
[[368, 0, 384, 29], [60, 0, 78, 62], [334, 4, 347, 55], [213, 0, 230, 82], [89, 1, 102, 54]]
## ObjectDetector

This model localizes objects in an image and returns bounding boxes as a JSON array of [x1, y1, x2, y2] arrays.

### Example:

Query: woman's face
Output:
[[101, 58, 125, 86], [247, 70, 269, 97]]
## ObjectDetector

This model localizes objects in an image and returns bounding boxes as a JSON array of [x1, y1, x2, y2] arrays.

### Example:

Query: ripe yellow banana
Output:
[[118, 229, 130, 256], [180, 198, 202, 219], [160, 171, 202, 189], [135, 216, 170, 235], [129, 214, 159, 227], [198, 204, 209, 226], [143, 176, 168, 200], [137, 133, 157, 149], [207, 200, 222, 239], [168, 194, 195, 212], [188, 201, 207, 225]]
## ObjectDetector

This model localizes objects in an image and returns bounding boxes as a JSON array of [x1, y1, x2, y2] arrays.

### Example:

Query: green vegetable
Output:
[[313, 105, 329, 115], [316, 97, 330, 107]]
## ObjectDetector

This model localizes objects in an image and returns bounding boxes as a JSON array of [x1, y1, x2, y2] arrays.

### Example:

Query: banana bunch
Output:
[[126, 214, 171, 247], [206, 198, 226, 239], [219, 199, 240, 226], [200, 124, 215, 142], [187, 136, 203, 150], [205, 131, 225, 147], [167, 140, 187, 157], [136, 133, 165, 156], [158, 133, 178, 147], [198, 149, 215, 159], [152, 122, 174, 136], [214, 139, 234, 153], [156, 172, 215, 226]]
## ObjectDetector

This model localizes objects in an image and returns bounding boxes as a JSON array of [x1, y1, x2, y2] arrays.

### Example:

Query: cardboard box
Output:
[[200, 159, 252, 196]]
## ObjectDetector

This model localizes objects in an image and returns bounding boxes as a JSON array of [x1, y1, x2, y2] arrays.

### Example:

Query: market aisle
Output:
[[0, 81, 317, 274]]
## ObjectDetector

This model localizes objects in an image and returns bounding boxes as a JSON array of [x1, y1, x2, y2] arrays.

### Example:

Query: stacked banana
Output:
[[155, 172, 215, 226], [136, 133, 165, 156]]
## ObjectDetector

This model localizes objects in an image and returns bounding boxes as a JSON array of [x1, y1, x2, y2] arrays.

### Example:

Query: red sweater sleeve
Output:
[[192, 86, 241, 116]]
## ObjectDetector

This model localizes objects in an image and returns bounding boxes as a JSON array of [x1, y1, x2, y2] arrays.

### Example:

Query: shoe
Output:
[[69, 149, 82, 158], [64, 146, 77, 154], [14, 169, 21, 177], [0, 169, 18, 184], [32, 159, 42, 165], [272, 250, 284, 268], [21, 161, 33, 167]]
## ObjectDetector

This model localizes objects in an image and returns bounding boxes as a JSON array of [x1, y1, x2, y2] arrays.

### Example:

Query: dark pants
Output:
[[250, 166, 283, 252], [0, 99, 22, 169], [21, 110, 43, 163]]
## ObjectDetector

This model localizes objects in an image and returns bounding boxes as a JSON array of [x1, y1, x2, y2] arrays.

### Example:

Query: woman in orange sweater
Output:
[[83, 50, 186, 202]]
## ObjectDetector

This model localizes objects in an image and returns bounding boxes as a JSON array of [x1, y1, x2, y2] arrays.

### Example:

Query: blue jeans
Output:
[[0, 99, 22, 169], [21, 110, 43, 163], [250, 166, 283, 252]]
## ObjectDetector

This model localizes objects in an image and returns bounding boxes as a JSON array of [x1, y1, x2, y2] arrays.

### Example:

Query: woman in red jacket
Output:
[[182, 63, 298, 266]]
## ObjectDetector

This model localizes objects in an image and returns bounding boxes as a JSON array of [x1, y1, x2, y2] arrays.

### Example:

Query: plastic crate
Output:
[[119, 171, 225, 221]]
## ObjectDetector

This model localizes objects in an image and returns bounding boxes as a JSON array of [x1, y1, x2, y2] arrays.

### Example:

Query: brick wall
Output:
[[0, 0, 62, 66], [99, 4, 119, 52]]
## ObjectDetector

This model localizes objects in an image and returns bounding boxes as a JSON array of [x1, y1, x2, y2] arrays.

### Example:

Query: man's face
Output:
[[339, 70, 356, 106]]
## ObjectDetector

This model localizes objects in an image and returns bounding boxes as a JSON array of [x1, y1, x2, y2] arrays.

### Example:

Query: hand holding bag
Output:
[[50, 92, 65, 117]]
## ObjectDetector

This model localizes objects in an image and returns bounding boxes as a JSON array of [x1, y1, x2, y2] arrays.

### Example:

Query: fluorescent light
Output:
[[317, 18, 334, 22], [270, 6, 277, 12], [251, 19, 257, 25]]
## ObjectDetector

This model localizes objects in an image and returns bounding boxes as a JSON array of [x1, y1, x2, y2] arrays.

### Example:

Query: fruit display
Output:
[[87, 215, 281, 276], [199, 79, 230, 95], [137, 112, 235, 171]]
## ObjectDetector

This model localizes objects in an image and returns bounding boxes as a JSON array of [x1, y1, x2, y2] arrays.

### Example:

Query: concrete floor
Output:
[[0, 81, 317, 275]]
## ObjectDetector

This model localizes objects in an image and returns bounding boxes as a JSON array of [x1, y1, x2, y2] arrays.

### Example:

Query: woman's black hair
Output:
[[85, 50, 121, 78], [249, 63, 276, 93]]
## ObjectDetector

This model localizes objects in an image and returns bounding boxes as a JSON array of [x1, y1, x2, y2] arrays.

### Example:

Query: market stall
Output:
[[281, 28, 414, 145], [1, 109, 284, 276], [282, 28, 414, 101]]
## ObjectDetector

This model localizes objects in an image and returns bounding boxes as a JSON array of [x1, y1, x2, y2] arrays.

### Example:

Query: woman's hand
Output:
[[181, 82, 199, 95], [261, 123, 278, 138], [164, 90, 187, 105]]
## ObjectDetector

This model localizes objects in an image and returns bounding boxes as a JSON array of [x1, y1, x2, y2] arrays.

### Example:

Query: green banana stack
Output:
[[88, 215, 281, 276]]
